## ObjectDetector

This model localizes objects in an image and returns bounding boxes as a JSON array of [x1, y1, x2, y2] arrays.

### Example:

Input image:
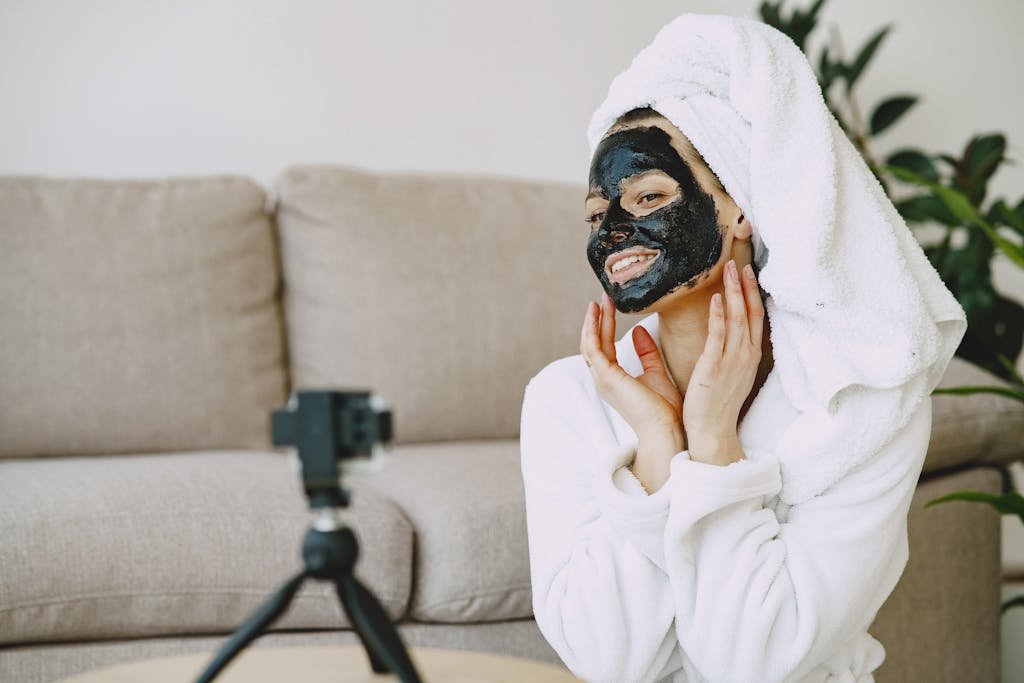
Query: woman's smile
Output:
[[606, 250, 660, 284]]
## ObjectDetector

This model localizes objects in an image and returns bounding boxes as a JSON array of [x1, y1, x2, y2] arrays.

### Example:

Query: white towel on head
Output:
[[586, 12, 967, 505]]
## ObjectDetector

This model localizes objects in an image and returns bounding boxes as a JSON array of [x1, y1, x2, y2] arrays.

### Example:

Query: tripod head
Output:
[[271, 389, 393, 509]]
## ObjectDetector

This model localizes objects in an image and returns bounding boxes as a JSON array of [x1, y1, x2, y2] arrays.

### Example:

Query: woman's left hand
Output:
[[682, 257, 765, 463]]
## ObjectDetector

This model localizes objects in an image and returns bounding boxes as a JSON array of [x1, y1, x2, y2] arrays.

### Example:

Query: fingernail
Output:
[[744, 264, 755, 279], [728, 260, 738, 282]]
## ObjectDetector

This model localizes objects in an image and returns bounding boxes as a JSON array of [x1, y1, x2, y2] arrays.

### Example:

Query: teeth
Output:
[[611, 253, 654, 273]]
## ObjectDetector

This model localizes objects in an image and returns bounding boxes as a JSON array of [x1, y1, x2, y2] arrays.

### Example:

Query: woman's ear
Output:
[[734, 212, 753, 240]]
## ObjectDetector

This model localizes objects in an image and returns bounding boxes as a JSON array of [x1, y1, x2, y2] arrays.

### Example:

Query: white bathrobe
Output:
[[520, 312, 930, 683]]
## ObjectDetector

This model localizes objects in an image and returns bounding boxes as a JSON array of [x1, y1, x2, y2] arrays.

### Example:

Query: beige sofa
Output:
[[1, 166, 1022, 683]]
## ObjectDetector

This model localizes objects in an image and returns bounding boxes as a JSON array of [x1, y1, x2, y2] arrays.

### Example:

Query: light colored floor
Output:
[[1001, 462, 1024, 683]]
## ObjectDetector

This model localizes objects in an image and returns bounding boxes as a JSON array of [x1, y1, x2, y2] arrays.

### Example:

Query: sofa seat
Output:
[[0, 439, 537, 647], [0, 451, 413, 645], [348, 438, 532, 623]]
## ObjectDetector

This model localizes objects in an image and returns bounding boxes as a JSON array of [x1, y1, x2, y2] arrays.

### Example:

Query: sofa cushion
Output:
[[274, 164, 647, 444], [0, 451, 412, 644], [0, 176, 287, 457], [925, 355, 1024, 475], [348, 438, 531, 623]]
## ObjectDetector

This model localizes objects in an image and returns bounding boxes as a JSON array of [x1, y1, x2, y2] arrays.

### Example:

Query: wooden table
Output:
[[56, 645, 582, 682]]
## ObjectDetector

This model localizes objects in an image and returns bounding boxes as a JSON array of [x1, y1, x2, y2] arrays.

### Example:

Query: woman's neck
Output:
[[656, 285, 774, 421], [656, 290, 717, 393]]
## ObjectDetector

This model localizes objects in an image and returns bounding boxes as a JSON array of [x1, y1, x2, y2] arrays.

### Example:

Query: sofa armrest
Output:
[[923, 355, 1024, 477]]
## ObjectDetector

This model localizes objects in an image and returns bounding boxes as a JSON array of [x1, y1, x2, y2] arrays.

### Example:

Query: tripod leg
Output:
[[335, 577, 423, 683], [195, 571, 308, 683], [349, 613, 388, 673]]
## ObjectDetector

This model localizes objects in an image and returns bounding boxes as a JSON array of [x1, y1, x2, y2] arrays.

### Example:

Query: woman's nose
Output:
[[599, 223, 633, 249]]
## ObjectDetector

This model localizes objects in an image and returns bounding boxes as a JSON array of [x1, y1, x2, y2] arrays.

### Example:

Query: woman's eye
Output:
[[639, 193, 662, 203], [586, 211, 606, 224]]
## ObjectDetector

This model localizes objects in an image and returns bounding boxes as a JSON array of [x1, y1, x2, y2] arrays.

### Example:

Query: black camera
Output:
[[271, 389, 393, 509]]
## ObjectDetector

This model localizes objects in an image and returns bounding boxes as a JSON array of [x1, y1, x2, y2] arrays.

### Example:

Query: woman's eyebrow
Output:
[[620, 171, 681, 196], [585, 187, 607, 201], [619, 169, 668, 188]]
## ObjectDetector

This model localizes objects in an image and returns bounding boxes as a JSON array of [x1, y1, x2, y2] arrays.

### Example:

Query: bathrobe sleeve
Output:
[[662, 397, 932, 683], [520, 363, 685, 683]]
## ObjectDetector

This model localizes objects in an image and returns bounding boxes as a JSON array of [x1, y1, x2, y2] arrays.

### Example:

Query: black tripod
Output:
[[195, 390, 423, 683]]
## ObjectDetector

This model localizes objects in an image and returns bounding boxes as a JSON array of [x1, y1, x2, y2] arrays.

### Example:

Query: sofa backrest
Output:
[[0, 166, 647, 455], [0, 176, 288, 457], [275, 164, 643, 443]]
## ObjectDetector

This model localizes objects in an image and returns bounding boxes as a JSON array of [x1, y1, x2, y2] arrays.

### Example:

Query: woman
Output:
[[582, 105, 775, 488], [518, 14, 964, 683]]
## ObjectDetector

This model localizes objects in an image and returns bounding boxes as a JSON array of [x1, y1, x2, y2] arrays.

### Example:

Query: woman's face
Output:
[[585, 118, 726, 314]]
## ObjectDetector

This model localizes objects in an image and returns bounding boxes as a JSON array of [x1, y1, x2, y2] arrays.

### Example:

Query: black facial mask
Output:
[[586, 125, 723, 313]]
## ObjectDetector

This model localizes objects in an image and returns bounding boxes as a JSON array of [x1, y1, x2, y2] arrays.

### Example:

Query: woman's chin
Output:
[[606, 287, 663, 315], [607, 278, 703, 315]]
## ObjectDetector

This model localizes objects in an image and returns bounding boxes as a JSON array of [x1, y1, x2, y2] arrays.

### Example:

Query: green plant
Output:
[[758, 0, 1024, 613]]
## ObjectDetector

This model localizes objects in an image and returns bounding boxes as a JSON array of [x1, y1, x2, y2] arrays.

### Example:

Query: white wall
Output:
[[1, 0, 1021, 189]]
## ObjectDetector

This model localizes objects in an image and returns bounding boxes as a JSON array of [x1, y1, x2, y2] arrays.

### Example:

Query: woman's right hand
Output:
[[580, 291, 684, 439]]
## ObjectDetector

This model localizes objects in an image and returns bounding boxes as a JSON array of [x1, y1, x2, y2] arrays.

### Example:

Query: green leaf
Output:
[[995, 353, 1024, 384], [964, 134, 1006, 187], [886, 148, 938, 182], [846, 25, 893, 93], [807, 0, 827, 20], [758, 0, 822, 51], [990, 199, 1024, 238], [933, 184, 986, 225], [894, 195, 959, 226], [785, 16, 816, 51], [759, 0, 782, 29], [882, 164, 932, 186], [1003, 595, 1024, 614], [870, 95, 918, 136], [972, 217, 1024, 268], [932, 384, 1024, 402], [924, 490, 1024, 525], [818, 47, 839, 91]]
